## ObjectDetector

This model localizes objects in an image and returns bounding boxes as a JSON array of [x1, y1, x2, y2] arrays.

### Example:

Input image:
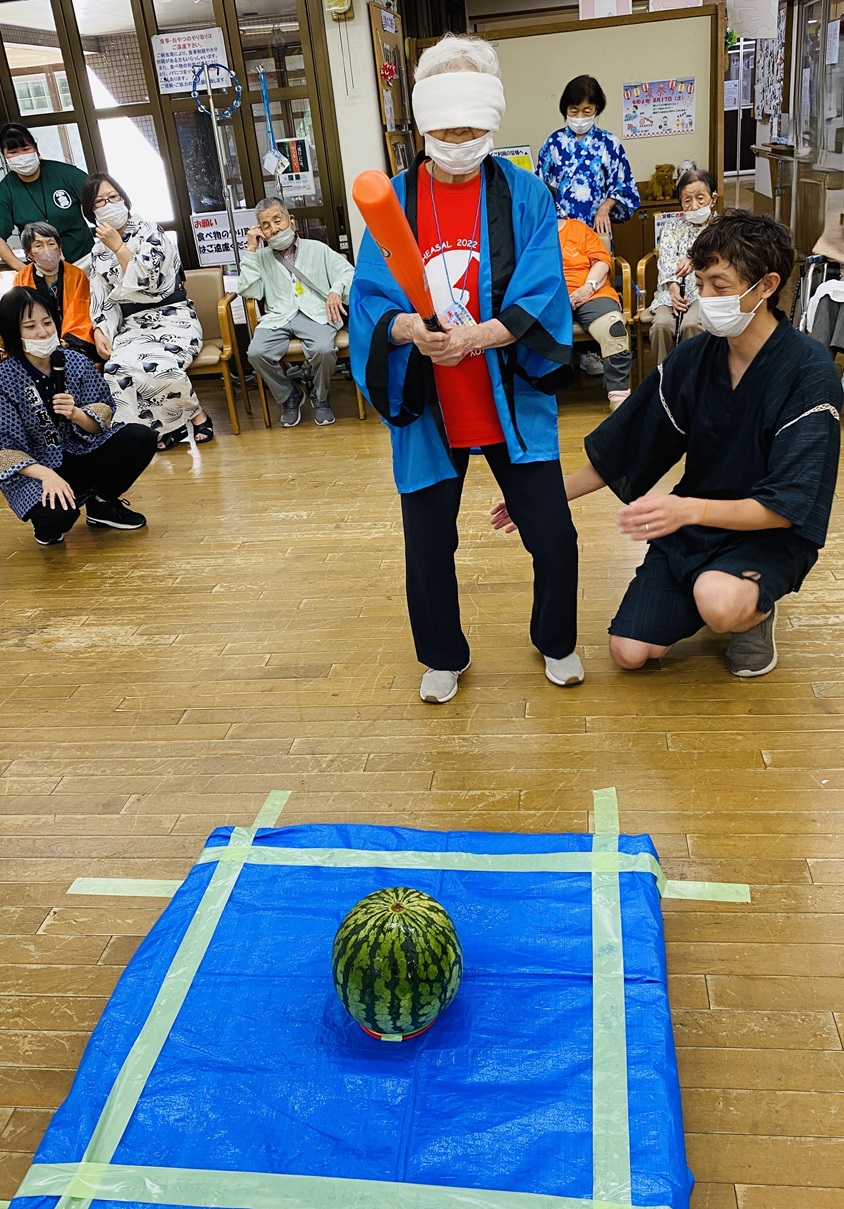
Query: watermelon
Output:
[[332, 886, 463, 1039]]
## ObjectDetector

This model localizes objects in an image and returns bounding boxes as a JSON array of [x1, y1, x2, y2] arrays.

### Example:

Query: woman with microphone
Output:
[[0, 287, 156, 546]]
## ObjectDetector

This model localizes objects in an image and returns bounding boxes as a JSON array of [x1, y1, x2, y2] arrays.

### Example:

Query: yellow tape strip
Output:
[[17, 1162, 673, 1209], [592, 788, 620, 835], [591, 826, 631, 1203], [67, 878, 181, 898]]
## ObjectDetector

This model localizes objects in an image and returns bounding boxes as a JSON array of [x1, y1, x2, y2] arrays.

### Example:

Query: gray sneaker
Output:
[[544, 651, 585, 686], [420, 662, 470, 704], [281, 385, 304, 427], [726, 603, 778, 678], [579, 351, 604, 376], [313, 400, 336, 426]]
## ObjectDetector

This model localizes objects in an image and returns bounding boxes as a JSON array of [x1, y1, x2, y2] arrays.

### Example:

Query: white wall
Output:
[[323, 10, 388, 254]]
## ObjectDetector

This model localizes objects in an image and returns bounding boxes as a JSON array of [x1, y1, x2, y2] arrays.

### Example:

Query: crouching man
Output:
[[493, 210, 841, 677]]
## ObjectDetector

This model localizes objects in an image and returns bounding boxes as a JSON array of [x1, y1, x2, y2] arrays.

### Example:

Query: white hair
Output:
[[415, 34, 500, 82]]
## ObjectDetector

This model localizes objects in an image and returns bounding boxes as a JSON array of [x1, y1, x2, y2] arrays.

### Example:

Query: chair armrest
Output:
[[635, 250, 658, 313], [218, 292, 237, 358], [245, 297, 262, 331], [612, 255, 633, 322]]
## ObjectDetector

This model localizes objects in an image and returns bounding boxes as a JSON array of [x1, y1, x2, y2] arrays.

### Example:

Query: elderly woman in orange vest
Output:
[[557, 215, 631, 410], [13, 221, 97, 360]]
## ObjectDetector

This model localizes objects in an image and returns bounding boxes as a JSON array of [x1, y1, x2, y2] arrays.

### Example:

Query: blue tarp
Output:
[[11, 824, 693, 1209]]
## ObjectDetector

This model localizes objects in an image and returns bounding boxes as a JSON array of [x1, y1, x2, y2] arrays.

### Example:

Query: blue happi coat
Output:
[[536, 125, 640, 226], [349, 154, 573, 494]]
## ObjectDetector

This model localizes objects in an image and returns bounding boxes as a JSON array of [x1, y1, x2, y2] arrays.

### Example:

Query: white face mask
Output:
[[567, 115, 595, 135], [96, 201, 129, 229], [23, 331, 60, 358], [698, 279, 766, 338], [268, 228, 295, 251], [7, 151, 39, 176], [684, 205, 712, 226], [425, 132, 493, 177]]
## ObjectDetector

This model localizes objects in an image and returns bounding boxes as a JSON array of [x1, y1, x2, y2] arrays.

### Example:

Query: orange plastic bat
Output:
[[352, 170, 442, 332]]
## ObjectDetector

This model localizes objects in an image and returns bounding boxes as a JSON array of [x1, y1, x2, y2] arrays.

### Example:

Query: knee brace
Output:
[[586, 310, 629, 357]]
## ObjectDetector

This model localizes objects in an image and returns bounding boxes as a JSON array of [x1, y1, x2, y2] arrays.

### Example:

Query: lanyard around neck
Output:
[[428, 170, 483, 305]]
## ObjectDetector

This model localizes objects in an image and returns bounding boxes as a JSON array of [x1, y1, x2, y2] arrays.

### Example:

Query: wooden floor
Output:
[[0, 364, 843, 1208]]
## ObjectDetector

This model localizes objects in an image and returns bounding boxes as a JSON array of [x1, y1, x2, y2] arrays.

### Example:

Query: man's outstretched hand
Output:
[[618, 493, 700, 540], [490, 500, 518, 533]]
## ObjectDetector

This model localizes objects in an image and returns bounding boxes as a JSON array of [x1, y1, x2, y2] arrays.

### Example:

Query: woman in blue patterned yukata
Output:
[[537, 75, 639, 376], [536, 75, 640, 236]]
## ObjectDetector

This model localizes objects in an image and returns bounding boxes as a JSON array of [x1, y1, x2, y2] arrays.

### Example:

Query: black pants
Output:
[[400, 444, 579, 670], [26, 424, 157, 541]]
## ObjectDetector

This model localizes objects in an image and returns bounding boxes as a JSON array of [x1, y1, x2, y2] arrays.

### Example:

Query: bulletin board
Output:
[[413, 5, 725, 193], [368, 1, 416, 175]]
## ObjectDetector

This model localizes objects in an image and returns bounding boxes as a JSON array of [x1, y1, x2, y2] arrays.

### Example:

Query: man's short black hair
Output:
[[80, 172, 131, 224], [690, 208, 794, 310], [0, 122, 36, 156], [0, 286, 61, 361], [559, 75, 606, 118]]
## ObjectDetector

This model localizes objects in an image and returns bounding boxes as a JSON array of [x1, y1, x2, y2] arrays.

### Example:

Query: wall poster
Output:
[[622, 78, 696, 139]]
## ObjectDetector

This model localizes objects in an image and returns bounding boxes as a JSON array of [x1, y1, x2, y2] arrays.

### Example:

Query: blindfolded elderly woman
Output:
[[350, 34, 581, 704]]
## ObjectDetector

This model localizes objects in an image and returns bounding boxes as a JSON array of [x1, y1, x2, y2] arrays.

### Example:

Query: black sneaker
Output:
[[34, 533, 65, 546], [281, 385, 304, 427], [726, 603, 778, 678], [86, 498, 147, 530]]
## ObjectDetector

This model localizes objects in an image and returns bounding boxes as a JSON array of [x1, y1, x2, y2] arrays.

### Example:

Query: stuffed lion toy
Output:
[[639, 164, 676, 202]]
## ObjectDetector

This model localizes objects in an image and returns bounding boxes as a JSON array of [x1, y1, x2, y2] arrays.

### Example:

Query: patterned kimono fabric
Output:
[[90, 217, 203, 436]]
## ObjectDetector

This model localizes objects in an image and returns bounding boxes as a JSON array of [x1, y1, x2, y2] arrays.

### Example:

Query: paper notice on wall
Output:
[[578, 0, 631, 17], [826, 19, 841, 66], [724, 80, 739, 110], [727, 0, 777, 39], [191, 210, 256, 267], [384, 91, 396, 133], [493, 146, 535, 171], [653, 212, 675, 244], [622, 78, 696, 139], [151, 28, 229, 94], [275, 137, 315, 199], [381, 8, 397, 32], [648, 0, 702, 9]]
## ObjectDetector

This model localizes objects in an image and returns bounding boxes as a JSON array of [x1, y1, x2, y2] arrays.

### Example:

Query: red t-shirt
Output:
[[416, 170, 505, 448]]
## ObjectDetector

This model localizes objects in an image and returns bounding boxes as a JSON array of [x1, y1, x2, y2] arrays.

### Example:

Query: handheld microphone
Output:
[[50, 347, 66, 395]]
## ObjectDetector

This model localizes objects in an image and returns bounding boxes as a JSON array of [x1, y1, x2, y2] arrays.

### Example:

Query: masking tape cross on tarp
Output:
[[51, 792, 290, 1209], [16, 1162, 674, 1209]]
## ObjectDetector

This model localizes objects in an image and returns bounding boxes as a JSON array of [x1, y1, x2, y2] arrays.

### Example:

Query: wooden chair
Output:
[[244, 297, 366, 427], [634, 250, 659, 385], [184, 267, 251, 435]]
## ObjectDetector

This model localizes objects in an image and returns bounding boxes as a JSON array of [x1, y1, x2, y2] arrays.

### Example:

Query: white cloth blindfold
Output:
[[411, 72, 506, 135]]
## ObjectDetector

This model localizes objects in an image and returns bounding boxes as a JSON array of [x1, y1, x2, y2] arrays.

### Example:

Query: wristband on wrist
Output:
[[586, 280, 599, 292], [700, 498, 709, 524]]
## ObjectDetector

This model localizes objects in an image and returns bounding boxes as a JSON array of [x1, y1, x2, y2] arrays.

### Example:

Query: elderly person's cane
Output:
[[674, 277, 686, 348]]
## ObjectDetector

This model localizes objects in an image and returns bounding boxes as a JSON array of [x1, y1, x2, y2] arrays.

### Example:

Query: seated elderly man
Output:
[[13, 222, 97, 360], [238, 199, 354, 426]]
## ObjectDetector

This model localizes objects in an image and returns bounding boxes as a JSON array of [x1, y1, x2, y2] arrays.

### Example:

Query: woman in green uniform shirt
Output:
[[0, 123, 93, 273]]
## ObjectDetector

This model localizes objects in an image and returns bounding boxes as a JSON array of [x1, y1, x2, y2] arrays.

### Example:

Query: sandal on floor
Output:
[[191, 415, 215, 444], [156, 425, 188, 452]]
